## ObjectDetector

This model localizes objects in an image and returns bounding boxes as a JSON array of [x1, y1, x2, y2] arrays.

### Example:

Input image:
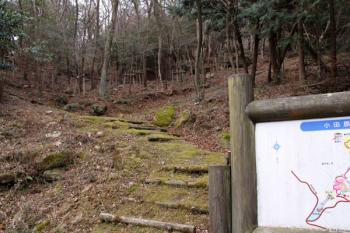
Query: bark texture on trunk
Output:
[[99, 0, 119, 98]]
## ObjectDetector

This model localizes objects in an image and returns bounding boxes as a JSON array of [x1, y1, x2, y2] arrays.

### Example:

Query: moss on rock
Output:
[[34, 219, 50, 233], [36, 151, 75, 172], [175, 111, 195, 128], [153, 106, 175, 127]]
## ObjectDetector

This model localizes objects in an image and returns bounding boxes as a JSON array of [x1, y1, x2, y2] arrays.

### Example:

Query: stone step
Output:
[[146, 170, 208, 188]]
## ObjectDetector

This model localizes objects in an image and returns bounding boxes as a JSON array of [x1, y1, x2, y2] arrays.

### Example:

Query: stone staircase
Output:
[[87, 116, 226, 233]]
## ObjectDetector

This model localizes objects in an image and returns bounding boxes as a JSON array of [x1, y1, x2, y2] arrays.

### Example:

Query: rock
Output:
[[147, 134, 177, 142], [113, 99, 129, 105], [45, 131, 62, 138], [153, 105, 175, 127], [96, 131, 104, 138], [43, 169, 65, 182], [63, 103, 82, 112], [0, 173, 16, 185], [34, 219, 50, 232], [55, 96, 68, 107], [92, 104, 107, 116], [175, 111, 196, 128], [36, 151, 75, 172]]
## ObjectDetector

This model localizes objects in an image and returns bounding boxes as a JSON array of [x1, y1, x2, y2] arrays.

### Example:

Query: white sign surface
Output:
[[256, 117, 350, 231]]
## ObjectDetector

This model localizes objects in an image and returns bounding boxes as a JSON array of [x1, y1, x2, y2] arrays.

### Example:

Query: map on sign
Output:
[[256, 117, 350, 231]]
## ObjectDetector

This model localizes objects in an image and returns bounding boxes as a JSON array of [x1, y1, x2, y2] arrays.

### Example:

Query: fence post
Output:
[[209, 165, 231, 233], [228, 74, 256, 233]]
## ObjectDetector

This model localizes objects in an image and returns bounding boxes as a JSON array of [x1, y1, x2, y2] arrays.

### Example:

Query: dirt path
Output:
[[0, 97, 225, 233]]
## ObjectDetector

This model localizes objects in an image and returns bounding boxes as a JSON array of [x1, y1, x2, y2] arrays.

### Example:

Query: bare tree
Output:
[[99, 0, 119, 98]]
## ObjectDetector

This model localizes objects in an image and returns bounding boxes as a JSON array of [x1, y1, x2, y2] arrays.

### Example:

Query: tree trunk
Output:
[[329, 0, 337, 80], [142, 54, 147, 88], [90, 0, 100, 90], [233, 19, 249, 74], [99, 0, 119, 98], [251, 24, 259, 86], [194, 0, 204, 102], [269, 32, 281, 83], [0, 77, 3, 102], [297, 20, 306, 81], [153, 0, 166, 91]]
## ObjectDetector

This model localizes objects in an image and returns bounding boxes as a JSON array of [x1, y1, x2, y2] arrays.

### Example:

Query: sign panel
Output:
[[256, 117, 350, 231]]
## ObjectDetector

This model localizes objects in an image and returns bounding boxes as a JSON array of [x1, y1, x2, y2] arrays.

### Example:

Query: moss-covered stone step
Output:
[[155, 142, 226, 167], [146, 171, 208, 188], [153, 201, 208, 215], [93, 223, 166, 233], [130, 185, 208, 212], [112, 201, 208, 230], [161, 165, 209, 174]]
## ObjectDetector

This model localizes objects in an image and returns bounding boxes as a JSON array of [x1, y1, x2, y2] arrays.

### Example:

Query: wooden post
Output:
[[228, 74, 256, 233], [209, 165, 231, 233]]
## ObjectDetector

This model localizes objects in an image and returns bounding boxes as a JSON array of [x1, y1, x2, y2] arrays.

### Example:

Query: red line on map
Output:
[[291, 170, 350, 230]]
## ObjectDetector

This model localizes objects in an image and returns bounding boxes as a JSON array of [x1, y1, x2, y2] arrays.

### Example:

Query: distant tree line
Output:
[[0, 0, 349, 101]]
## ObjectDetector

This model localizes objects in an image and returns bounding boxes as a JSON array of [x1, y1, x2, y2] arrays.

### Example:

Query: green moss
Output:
[[136, 186, 208, 211], [126, 129, 153, 136], [34, 219, 50, 233], [174, 111, 191, 128], [127, 183, 140, 194], [148, 171, 208, 188], [222, 131, 231, 141], [153, 106, 175, 127], [36, 151, 75, 171]]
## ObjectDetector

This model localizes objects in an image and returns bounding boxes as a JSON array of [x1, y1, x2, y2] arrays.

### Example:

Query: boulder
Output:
[[175, 111, 196, 128], [63, 103, 82, 112], [55, 96, 68, 107], [153, 106, 175, 127], [43, 169, 65, 182], [92, 104, 107, 116], [0, 173, 16, 185], [36, 151, 75, 172], [113, 99, 129, 105]]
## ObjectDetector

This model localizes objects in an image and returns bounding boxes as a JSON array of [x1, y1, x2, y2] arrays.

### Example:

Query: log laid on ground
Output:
[[246, 91, 350, 123], [209, 165, 231, 233], [100, 213, 196, 233]]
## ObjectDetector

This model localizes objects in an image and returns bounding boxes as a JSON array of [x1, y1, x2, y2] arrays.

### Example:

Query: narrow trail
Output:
[[0, 97, 226, 233]]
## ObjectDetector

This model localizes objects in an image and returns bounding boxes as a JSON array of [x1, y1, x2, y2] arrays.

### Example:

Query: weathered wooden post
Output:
[[228, 74, 257, 233], [209, 165, 231, 233]]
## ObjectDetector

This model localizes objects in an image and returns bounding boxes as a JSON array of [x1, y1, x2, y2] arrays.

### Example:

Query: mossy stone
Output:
[[222, 132, 230, 141], [153, 106, 175, 127], [175, 111, 195, 128], [92, 104, 107, 116], [63, 103, 82, 112], [36, 151, 75, 172], [34, 219, 50, 233]]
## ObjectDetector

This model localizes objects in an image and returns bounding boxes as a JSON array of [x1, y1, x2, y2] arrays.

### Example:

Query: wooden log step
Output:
[[144, 178, 207, 188], [162, 165, 208, 174], [100, 213, 196, 233]]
